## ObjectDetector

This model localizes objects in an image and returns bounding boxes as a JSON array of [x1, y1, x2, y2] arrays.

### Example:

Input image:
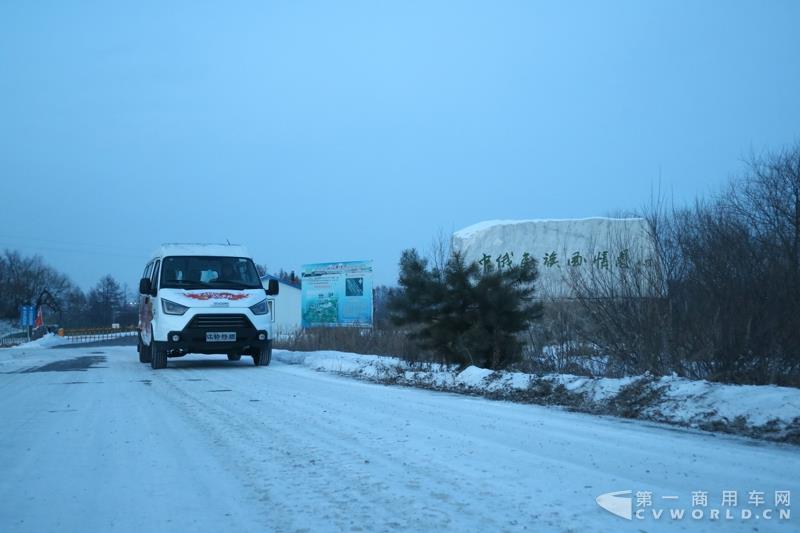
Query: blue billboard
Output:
[[301, 260, 373, 328]]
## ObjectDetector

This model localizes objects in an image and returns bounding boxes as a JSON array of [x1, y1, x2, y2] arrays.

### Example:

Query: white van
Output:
[[137, 243, 279, 369]]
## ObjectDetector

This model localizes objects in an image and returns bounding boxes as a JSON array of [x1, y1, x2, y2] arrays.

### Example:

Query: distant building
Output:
[[261, 275, 302, 335]]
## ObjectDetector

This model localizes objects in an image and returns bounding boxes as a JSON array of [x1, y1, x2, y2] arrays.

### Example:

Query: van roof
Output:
[[151, 243, 251, 260]]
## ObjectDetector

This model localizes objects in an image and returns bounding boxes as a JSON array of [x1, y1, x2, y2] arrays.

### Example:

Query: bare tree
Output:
[[564, 219, 671, 376], [0, 250, 73, 320], [428, 227, 454, 282], [565, 143, 800, 386]]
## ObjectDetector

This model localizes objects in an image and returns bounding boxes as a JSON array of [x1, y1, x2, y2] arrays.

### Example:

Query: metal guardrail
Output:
[[0, 327, 139, 347], [62, 331, 138, 343], [60, 327, 138, 344], [0, 331, 28, 347]]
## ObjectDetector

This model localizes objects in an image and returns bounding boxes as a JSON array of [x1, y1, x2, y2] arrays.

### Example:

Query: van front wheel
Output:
[[253, 343, 271, 367], [151, 342, 167, 369]]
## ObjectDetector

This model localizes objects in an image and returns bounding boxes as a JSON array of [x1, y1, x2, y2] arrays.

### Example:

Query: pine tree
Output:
[[389, 249, 542, 369]]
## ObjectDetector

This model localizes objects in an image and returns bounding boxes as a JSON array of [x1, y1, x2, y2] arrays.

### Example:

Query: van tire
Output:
[[139, 334, 152, 364], [253, 343, 271, 367], [227, 353, 241, 361], [151, 342, 167, 369]]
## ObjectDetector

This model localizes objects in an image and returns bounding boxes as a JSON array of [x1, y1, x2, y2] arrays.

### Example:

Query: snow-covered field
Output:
[[0, 346, 798, 532]]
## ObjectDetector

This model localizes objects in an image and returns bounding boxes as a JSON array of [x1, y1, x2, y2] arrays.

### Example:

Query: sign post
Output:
[[19, 305, 35, 341]]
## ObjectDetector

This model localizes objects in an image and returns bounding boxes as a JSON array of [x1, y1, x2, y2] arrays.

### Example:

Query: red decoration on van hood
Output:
[[183, 292, 249, 301]]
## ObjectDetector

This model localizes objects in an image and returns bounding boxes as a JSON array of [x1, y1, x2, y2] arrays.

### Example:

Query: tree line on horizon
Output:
[[0, 251, 134, 329]]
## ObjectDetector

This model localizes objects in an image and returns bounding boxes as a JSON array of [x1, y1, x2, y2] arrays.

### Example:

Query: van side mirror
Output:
[[139, 278, 152, 295], [265, 279, 279, 296]]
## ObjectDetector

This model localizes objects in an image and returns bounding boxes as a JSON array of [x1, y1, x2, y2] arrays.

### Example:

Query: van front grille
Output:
[[188, 314, 252, 330]]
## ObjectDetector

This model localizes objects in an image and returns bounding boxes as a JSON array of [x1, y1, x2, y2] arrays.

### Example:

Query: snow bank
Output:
[[0, 335, 73, 368], [278, 350, 406, 378], [454, 365, 493, 387], [274, 350, 800, 444], [3, 331, 134, 351], [8, 333, 70, 349], [651, 375, 800, 428]]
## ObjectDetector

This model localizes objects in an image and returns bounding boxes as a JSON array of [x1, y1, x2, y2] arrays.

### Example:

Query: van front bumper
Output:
[[164, 328, 272, 355]]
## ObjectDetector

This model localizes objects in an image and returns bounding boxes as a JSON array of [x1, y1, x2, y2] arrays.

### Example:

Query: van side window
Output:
[[150, 260, 160, 292], [143, 262, 152, 281]]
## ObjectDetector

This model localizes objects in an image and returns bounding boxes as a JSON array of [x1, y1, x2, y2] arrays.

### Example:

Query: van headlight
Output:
[[249, 299, 269, 315], [162, 299, 189, 315]]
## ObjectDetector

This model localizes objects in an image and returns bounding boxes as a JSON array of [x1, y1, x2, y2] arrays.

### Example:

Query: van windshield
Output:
[[160, 256, 262, 290]]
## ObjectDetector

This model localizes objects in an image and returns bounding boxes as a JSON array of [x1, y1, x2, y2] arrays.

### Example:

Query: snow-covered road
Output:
[[0, 346, 797, 532]]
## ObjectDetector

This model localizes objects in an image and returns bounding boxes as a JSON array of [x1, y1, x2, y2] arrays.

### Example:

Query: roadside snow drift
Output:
[[274, 350, 800, 444]]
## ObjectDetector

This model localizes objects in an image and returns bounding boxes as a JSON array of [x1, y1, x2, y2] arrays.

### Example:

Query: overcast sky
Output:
[[2, 1, 799, 290]]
